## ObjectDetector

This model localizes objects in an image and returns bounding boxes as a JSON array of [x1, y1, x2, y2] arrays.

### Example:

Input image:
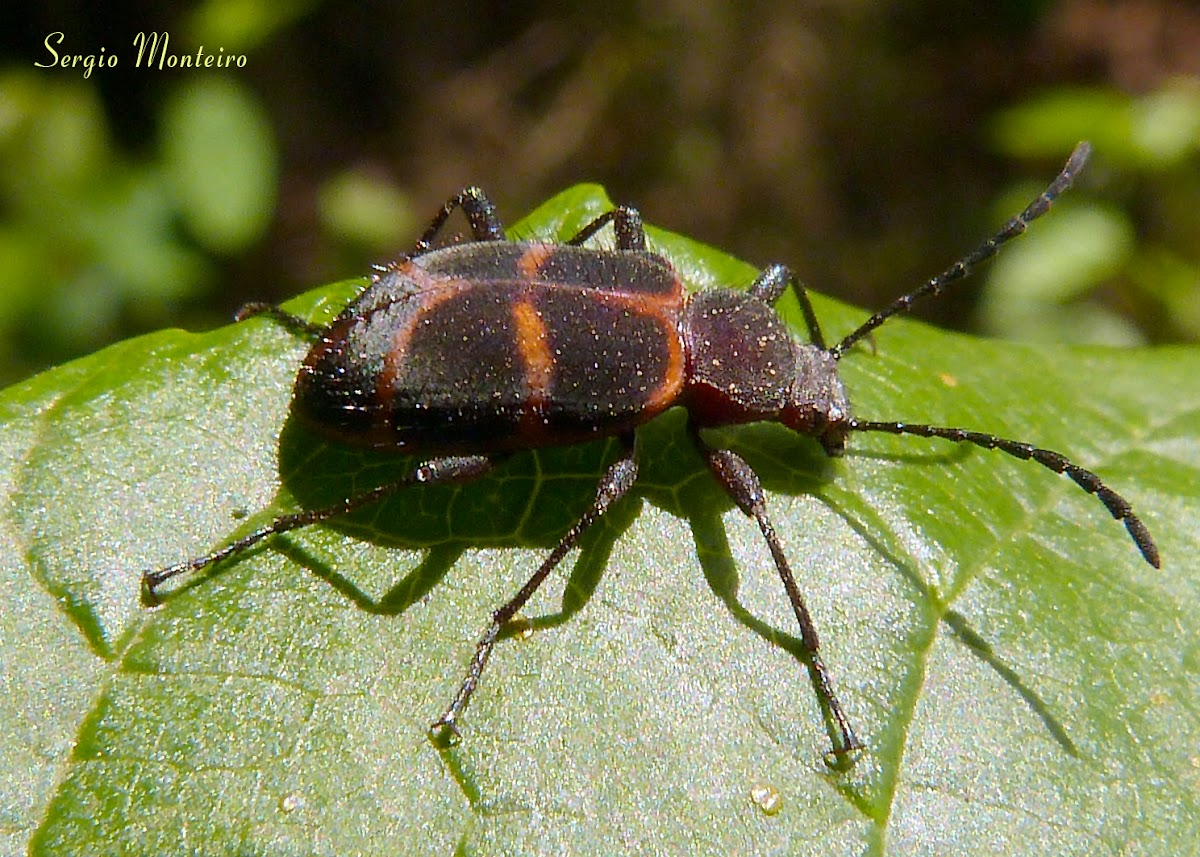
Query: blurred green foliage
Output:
[[2, 0, 1198, 386], [0, 71, 278, 385], [985, 80, 1200, 344]]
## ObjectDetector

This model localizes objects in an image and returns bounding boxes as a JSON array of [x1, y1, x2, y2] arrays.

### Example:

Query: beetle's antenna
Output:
[[830, 142, 1092, 359], [847, 418, 1160, 568]]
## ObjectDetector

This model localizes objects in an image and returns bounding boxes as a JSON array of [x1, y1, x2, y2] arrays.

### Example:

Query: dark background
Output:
[[2, 0, 1198, 386]]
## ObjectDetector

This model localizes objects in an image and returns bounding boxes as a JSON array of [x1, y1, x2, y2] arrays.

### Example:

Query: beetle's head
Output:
[[781, 344, 851, 456]]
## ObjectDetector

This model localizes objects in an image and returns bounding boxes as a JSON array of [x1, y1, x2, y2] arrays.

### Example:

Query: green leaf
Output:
[[4, 186, 1197, 855]]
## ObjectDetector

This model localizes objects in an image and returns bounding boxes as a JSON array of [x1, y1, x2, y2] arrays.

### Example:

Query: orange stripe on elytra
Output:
[[592, 286, 687, 416], [377, 269, 466, 419], [517, 243, 555, 280], [644, 314, 684, 414], [511, 300, 554, 403]]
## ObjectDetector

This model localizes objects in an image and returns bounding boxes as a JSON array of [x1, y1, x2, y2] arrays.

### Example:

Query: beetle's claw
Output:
[[429, 717, 463, 748]]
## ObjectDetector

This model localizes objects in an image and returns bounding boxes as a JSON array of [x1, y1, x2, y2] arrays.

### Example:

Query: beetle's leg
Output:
[[142, 455, 495, 601], [690, 425, 862, 769], [411, 187, 506, 255], [749, 264, 826, 351], [233, 302, 324, 337], [565, 206, 647, 252], [432, 435, 639, 742]]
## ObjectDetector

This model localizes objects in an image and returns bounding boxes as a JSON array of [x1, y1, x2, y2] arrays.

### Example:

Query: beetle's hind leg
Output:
[[234, 302, 324, 337], [142, 455, 495, 601]]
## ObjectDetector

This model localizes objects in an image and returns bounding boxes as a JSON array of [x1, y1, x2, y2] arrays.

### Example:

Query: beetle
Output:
[[143, 141, 1159, 768]]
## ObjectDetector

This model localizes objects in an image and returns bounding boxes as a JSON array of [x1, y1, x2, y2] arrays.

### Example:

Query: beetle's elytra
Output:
[[144, 143, 1159, 769], [298, 240, 687, 452]]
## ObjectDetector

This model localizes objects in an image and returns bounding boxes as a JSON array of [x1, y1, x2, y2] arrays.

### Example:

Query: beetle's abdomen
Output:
[[295, 243, 686, 452]]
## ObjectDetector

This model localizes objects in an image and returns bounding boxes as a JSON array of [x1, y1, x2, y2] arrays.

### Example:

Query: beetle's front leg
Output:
[[689, 424, 862, 769], [748, 264, 826, 351]]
